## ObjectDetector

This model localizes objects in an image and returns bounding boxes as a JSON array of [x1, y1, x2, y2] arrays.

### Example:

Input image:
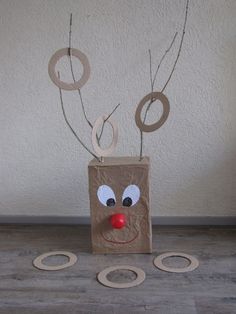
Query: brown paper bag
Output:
[[88, 156, 152, 254]]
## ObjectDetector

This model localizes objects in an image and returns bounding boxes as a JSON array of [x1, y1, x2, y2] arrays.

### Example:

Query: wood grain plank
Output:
[[0, 225, 235, 314]]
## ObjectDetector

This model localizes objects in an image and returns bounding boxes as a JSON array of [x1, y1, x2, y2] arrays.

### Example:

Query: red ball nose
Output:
[[110, 213, 126, 229]]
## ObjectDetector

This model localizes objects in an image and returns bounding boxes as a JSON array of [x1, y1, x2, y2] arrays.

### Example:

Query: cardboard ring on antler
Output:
[[33, 251, 77, 271], [92, 115, 118, 158], [48, 48, 90, 90], [135, 92, 170, 132], [97, 265, 146, 289], [153, 252, 199, 273]]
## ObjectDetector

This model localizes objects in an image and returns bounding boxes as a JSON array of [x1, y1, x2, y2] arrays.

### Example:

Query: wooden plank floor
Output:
[[0, 225, 235, 314]]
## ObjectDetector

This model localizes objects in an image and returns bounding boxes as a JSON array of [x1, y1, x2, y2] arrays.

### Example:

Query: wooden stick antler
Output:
[[139, 0, 189, 160], [52, 13, 121, 162], [57, 71, 100, 161], [68, 13, 120, 146]]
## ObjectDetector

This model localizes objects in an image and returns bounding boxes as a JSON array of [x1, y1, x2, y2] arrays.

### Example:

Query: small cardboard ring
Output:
[[97, 265, 146, 289], [92, 114, 118, 157], [135, 92, 170, 132], [33, 251, 77, 271], [153, 252, 199, 273], [48, 48, 90, 90]]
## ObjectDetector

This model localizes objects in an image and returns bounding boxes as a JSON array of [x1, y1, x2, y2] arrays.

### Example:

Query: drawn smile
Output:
[[101, 226, 139, 244]]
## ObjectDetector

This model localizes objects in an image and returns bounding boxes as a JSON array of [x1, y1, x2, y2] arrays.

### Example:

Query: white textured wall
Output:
[[0, 0, 235, 217]]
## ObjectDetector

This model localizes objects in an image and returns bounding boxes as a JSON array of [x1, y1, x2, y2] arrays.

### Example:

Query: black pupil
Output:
[[123, 197, 132, 207], [106, 198, 115, 207]]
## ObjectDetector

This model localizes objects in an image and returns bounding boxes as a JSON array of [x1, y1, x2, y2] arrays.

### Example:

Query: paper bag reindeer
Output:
[[88, 156, 151, 253], [48, 1, 188, 253]]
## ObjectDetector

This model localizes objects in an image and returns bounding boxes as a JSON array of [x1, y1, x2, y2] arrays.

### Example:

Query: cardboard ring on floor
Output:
[[92, 114, 118, 158], [153, 252, 199, 273], [135, 92, 170, 132], [33, 251, 77, 271], [97, 265, 145, 289], [48, 48, 90, 90]]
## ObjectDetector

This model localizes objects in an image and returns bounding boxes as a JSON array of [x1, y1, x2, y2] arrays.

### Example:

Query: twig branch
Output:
[[145, 32, 178, 121], [139, 0, 189, 160], [139, 129, 144, 160], [68, 13, 120, 146], [139, 34, 177, 160], [139, 99, 154, 161], [152, 31, 178, 90], [68, 13, 72, 56], [98, 103, 120, 142], [161, 0, 189, 93], [58, 71, 99, 161], [68, 13, 94, 130], [149, 49, 153, 93]]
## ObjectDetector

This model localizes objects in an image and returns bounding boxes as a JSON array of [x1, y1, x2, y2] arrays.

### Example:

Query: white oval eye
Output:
[[97, 185, 116, 207], [122, 185, 140, 207]]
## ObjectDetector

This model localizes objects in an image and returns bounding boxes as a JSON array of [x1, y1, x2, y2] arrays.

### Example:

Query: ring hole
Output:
[[92, 114, 118, 157], [42, 254, 69, 266], [162, 256, 191, 268], [55, 55, 83, 84], [107, 269, 137, 283], [140, 99, 164, 125], [97, 121, 113, 149]]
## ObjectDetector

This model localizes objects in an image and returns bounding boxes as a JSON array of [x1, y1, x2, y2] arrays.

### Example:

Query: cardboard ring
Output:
[[48, 48, 90, 90], [92, 114, 118, 157], [153, 252, 199, 273], [97, 265, 145, 289], [135, 92, 170, 132], [33, 251, 77, 271]]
